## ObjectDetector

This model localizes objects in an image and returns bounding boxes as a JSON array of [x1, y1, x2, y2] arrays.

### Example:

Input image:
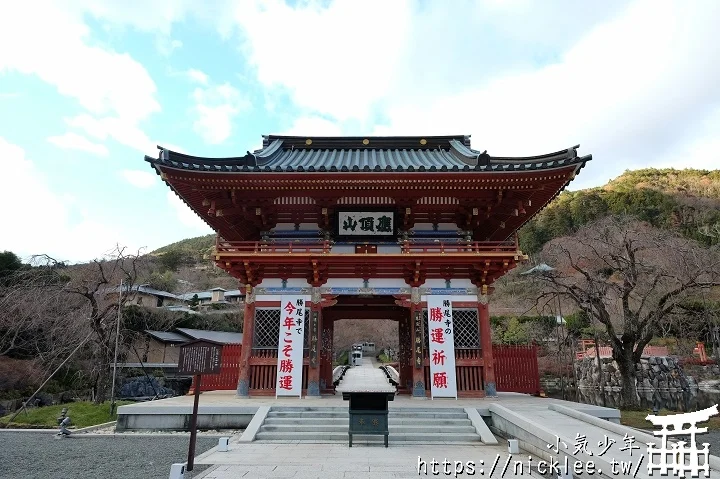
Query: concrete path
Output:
[[335, 358, 396, 394], [194, 442, 541, 478]]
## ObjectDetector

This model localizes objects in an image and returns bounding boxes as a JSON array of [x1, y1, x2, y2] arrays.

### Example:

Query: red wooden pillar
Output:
[[478, 296, 496, 396], [410, 287, 426, 397], [237, 285, 255, 397], [306, 287, 321, 396]]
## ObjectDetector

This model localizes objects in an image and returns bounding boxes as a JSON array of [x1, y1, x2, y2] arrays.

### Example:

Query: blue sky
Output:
[[1, 0, 719, 263]]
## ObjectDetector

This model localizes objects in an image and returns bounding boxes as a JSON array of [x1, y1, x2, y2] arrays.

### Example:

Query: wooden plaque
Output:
[[177, 339, 223, 375]]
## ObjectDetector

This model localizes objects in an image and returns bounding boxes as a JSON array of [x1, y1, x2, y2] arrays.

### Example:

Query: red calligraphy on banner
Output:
[[283, 316, 296, 330], [432, 349, 446, 366], [432, 372, 448, 388], [278, 375, 293, 390], [430, 328, 445, 344], [429, 307, 443, 322], [284, 301, 297, 315], [282, 344, 292, 357], [279, 359, 294, 373]]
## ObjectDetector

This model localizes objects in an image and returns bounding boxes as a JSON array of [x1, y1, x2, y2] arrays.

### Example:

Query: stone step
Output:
[[269, 407, 348, 412], [254, 431, 481, 442], [263, 417, 472, 426], [260, 424, 477, 433], [256, 439, 482, 446], [267, 411, 469, 419], [267, 411, 349, 418]]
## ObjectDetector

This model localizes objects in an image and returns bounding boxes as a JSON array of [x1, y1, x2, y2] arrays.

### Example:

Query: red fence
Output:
[[190, 343, 539, 395], [189, 344, 241, 392], [493, 344, 540, 395]]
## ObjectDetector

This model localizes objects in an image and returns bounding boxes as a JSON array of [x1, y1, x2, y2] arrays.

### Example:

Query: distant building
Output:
[[105, 283, 178, 308], [126, 328, 243, 369], [176, 287, 245, 309]]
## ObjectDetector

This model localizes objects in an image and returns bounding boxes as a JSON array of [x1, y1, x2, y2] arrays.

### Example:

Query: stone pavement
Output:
[[335, 357, 396, 393], [193, 442, 540, 478]]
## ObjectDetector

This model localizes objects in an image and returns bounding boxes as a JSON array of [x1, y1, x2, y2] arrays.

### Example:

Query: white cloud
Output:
[[121, 169, 157, 188], [64, 114, 155, 155], [0, 3, 160, 154], [231, 0, 412, 123], [192, 82, 251, 144], [282, 116, 343, 136], [47, 132, 109, 156], [0, 137, 136, 262], [167, 191, 212, 231], [186, 68, 209, 85], [156, 37, 183, 56], [230, 0, 720, 189]]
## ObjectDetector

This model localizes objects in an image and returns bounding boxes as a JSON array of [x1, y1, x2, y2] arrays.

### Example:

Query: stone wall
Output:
[[575, 356, 698, 391]]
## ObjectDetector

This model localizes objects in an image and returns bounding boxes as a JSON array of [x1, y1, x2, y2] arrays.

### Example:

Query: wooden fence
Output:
[[189, 344, 241, 392], [493, 344, 540, 395]]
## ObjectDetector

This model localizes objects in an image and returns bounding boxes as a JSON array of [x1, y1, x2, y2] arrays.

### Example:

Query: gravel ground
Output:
[[0, 432, 223, 479]]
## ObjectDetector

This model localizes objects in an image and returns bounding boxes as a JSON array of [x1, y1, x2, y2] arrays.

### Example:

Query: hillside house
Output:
[[127, 328, 243, 368], [105, 284, 178, 308], [177, 287, 245, 309]]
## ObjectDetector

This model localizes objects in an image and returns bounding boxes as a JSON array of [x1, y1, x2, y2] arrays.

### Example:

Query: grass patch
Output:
[[377, 353, 391, 363], [621, 409, 720, 431], [0, 401, 132, 429]]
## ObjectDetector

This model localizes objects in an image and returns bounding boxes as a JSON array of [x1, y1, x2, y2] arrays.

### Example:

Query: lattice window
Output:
[[253, 308, 309, 348], [423, 308, 479, 350], [453, 309, 480, 348]]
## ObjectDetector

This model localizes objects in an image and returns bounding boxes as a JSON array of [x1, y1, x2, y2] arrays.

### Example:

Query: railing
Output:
[[400, 240, 517, 254], [493, 344, 540, 395], [576, 343, 670, 360], [189, 344, 241, 392], [217, 238, 331, 254], [216, 238, 519, 255]]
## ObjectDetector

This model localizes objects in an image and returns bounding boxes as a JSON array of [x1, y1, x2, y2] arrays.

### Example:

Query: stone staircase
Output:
[[255, 406, 484, 444]]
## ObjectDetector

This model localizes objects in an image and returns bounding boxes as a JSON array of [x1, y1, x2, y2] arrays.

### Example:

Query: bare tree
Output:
[[62, 246, 147, 403], [0, 256, 85, 362], [534, 216, 720, 409], [0, 248, 148, 403]]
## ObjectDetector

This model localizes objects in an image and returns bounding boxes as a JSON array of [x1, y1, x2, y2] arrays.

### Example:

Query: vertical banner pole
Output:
[[187, 374, 202, 471]]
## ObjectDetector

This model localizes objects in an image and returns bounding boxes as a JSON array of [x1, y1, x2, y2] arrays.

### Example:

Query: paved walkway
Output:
[[194, 442, 538, 478], [335, 358, 396, 393]]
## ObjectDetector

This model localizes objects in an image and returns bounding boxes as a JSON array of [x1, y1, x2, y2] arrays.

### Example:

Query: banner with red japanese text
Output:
[[276, 295, 307, 397], [427, 296, 457, 399]]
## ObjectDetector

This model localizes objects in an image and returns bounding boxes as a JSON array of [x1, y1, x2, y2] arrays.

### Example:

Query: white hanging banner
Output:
[[427, 296, 457, 399], [276, 295, 307, 397]]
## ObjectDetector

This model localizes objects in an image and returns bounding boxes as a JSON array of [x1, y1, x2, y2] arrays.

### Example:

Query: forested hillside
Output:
[[519, 169, 720, 254]]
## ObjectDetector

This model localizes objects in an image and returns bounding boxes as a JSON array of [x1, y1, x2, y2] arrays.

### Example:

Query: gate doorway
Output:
[[320, 295, 412, 394]]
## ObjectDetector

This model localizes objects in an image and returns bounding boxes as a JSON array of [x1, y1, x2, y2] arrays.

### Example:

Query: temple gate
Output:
[[147, 135, 590, 398]]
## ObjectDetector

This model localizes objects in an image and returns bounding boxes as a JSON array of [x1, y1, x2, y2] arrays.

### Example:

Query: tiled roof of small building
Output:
[[175, 327, 242, 344], [146, 135, 590, 174]]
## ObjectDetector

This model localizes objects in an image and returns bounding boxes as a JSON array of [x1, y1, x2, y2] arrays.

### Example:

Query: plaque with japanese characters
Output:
[[276, 295, 307, 397], [177, 340, 223, 375], [335, 210, 396, 241], [309, 310, 319, 369], [413, 310, 423, 369], [426, 296, 458, 399]]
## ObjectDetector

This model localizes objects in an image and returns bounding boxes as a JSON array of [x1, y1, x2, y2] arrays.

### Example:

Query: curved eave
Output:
[[495, 154, 593, 241], [145, 149, 590, 175], [148, 161, 251, 239]]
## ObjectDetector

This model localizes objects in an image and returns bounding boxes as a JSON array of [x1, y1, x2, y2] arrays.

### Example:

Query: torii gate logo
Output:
[[646, 404, 718, 477]]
